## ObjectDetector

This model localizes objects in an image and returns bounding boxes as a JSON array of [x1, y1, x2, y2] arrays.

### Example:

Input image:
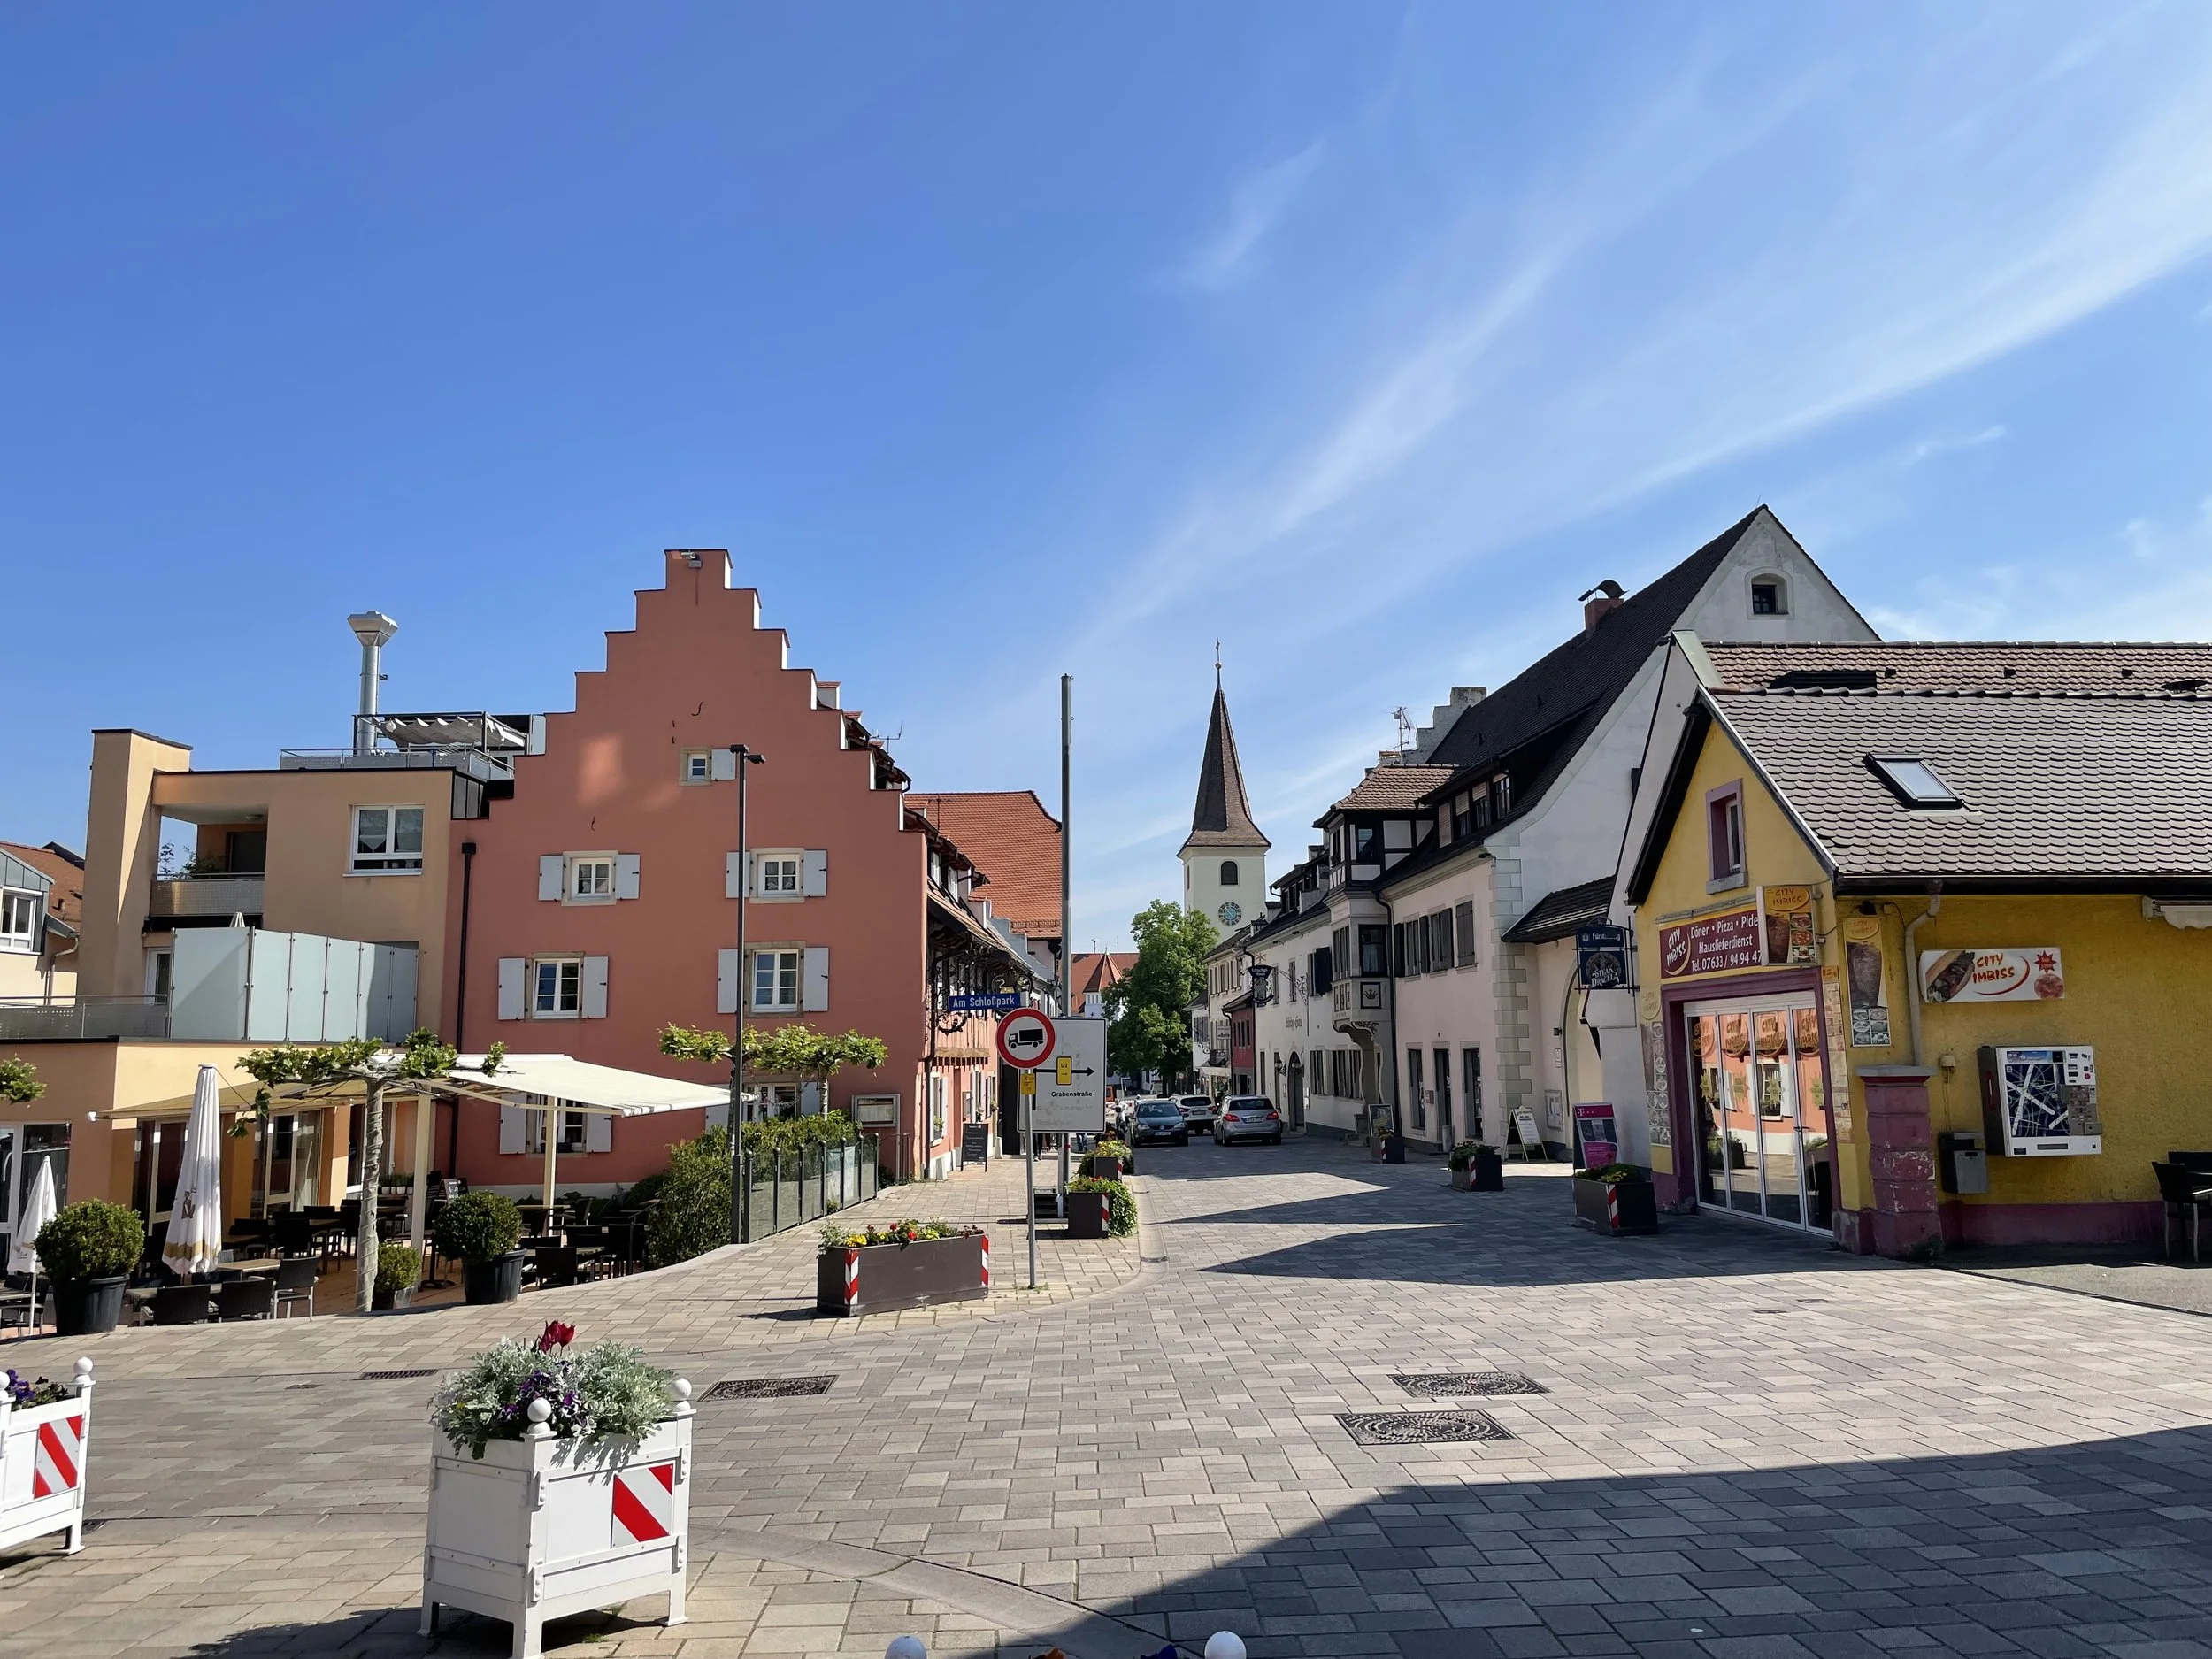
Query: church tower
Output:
[[1179, 673, 1270, 935]]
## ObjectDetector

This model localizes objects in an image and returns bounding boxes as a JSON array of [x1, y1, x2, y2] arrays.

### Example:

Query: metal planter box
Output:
[[1065, 1192, 1110, 1239], [1572, 1173, 1659, 1235], [421, 1391, 694, 1659], [0, 1359, 96, 1558], [1450, 1155, 1505, 1193], [1081, 1156, 1126, 1180], [816, 1233, 988, 1317]]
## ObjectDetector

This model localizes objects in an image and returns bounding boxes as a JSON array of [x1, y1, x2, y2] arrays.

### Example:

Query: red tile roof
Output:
[[1325, 764, 1458, 816], [1070, 952, 1137, 998], [905, 792, 1064, 938]]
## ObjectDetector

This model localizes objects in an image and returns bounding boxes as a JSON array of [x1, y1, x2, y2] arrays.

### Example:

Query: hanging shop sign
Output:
[[1843, 916, 1892, 1047], [1657, 903, 1763, 979], [1760, 887, 1818, 965], [1920, 948, 2066, 1005], [1577, 926, 1630, 989]]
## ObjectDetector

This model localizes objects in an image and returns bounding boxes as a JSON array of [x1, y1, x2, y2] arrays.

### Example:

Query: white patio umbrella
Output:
[[162, 1064, 227, 1279], [10, 1154, 56, 1332]]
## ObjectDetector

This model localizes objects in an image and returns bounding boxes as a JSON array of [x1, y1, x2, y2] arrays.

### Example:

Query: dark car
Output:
[[1214, 1097, 1284, 1146], [1178, 1094, 1218, 1133], [1130, 1100, 1190, 1147]]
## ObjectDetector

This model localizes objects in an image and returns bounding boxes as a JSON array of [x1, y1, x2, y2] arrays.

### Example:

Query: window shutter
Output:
[[716, 949, 741, 1015], [585, 1111, 612, 1153], [802, 849, 827, 897], [615, 853, 641, 900], [496, 957, 526, 1021], [1455, 901, 1477, 966], [538, 856, 564, 902], [498, 1103, 525, 1156], [803, 946, 830, 1012], [725, 852, 746, 900], [710, 748, 737, 781], [581, 956, 610, 1018]]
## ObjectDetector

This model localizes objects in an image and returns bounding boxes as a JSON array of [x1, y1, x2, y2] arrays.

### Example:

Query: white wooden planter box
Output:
[[0, 1358, 96, 1557], [421, 1381, 694, 1659]]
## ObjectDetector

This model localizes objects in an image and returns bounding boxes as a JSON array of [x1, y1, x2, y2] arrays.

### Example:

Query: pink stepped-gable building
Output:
[[442, 549, 1048, 1187]]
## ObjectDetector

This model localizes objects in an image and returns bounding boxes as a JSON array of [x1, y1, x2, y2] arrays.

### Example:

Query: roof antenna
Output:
[[1392, 707, 1414, 755]]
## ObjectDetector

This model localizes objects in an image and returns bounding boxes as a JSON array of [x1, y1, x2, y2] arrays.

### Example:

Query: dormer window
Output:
[[1868, 755, 1962, 809], [1490, 773, 1511, 818], [1750, 575, 1789, 616]]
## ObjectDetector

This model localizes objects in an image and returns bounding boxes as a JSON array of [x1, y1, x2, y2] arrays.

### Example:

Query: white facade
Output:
[[1184, 850, 1266, 938]]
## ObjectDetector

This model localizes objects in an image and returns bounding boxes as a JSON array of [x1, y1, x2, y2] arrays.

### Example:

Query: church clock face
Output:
[[1217, 901, 1241, 926]]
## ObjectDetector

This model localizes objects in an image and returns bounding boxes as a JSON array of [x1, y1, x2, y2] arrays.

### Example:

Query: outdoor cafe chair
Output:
[[273, 1212, 316, 1258], [2154, 1162, 2212, 1263], [214, 1278, 276, 1321], [150, 1284, 215, 1325], [532, 1244, 580, 1290], [273, 1256, 319, 1319]]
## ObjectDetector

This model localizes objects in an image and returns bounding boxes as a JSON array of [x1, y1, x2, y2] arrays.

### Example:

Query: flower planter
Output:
[[463, 1251, 527, 1306], [816, 1232, 988, 1317], [1372, 1133, 1406, 1165], [51, 1278, 125, 1338], [0, 1360, 96, 1557], [1065, 1192, 1110, 1239], [1452, 1152, 1505, 1192], [420, 1387, 694, 1659], [1572, 1173, 1659, 1235], [1081, 1156, 1125, 1181]]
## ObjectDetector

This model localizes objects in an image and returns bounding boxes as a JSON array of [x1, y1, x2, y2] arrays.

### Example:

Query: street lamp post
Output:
[[727, 743, 764, 1245]]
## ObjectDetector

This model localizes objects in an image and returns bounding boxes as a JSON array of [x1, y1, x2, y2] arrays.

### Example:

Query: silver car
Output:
[[1214, 1097, 1284, 1146]]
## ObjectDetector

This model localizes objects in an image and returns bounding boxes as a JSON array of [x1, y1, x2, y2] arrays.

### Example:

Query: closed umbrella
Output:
[[163, 1064, 226, 1279], [11, 1155, 56, 1333]]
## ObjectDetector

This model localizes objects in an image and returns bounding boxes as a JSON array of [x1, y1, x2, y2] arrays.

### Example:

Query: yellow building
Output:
[[1621, 639, 2212, 1256]]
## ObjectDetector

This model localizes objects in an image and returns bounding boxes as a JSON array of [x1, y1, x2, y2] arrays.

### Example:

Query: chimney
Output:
[[346, 611, 399, 753], [1579, 581, 1625, 633]]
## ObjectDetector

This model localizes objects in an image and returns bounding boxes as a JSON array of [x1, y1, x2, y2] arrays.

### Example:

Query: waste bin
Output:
[[1938, 1130, 1988, 1195]]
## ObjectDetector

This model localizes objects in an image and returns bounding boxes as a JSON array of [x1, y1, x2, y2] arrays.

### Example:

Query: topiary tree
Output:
[[238, 1028, 457, 1312], [36, 1199, 143, 1284], [430, 1190, 521, 1263]]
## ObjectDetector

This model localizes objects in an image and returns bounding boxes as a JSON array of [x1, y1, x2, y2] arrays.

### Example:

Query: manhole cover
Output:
[[1392, 1371, 1545, 1399], [357, 1369, 436, 1382], [1337, 1410, 1512, 1446], [706, 1376, 835, 1401]]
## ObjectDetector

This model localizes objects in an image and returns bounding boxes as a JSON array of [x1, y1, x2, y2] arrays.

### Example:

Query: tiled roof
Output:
[[0, 841, 83, 930], [1325, 764, 1458, 818], [1070, 952, 1137, 998], [906, 792, 1063, 937], [1705, 640, 2212, 695], [1183, 687, 1270, 852], [1710, 688, 2212, 883], [1501, 876, 1616, 943]]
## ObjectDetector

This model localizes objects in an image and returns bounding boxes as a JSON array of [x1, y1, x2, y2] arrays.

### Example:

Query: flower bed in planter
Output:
[[1064, 1177, 1135, 1240], [0, 1360, 96, 1557], [423, 1323, 690, 1659], [1447, 1143, 1505, 1192], [815, 1221, 988, 1317], [1571, 1164, 1659, 1235], [1083, 1140, 1133, 1179]]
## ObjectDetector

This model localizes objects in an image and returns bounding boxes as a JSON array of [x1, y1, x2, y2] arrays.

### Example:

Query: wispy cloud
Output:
[[1177, 142, 1325, 290], [1907, 426, 2006, 465]]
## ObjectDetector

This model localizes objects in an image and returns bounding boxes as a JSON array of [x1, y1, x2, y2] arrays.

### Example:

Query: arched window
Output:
[[1750, 573, 1789, 616], [1219, 860, 1240, 886]]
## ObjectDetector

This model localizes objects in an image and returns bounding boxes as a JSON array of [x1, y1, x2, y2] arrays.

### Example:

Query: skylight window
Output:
[[1868, 755, 1961, 808]]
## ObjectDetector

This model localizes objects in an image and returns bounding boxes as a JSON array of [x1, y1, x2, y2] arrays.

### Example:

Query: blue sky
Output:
[[4, 4, 2210, 941]]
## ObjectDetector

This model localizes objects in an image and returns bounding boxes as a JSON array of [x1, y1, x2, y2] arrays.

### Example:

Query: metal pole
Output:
[[1024, 1071, 1037, 1289], [727, 744, 763, 1245], [1057, 673, 1072, 1218]]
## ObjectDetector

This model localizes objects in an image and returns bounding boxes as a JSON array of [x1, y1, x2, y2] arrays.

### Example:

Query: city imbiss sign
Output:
[[1658, 904, 1763, 979]]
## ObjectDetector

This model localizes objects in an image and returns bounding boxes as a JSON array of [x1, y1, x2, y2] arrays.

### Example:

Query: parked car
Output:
[[1130, 1100, 1191, 1147], [1178, 1095, 1218, 1133], [1214, 1097, 1284, 1146]]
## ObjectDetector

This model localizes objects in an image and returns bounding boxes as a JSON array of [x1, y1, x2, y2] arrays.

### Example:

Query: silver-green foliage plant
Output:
[[430, 1321, 673, 1460]]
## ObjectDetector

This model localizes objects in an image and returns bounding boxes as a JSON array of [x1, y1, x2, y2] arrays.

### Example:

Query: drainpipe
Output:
[[1901, 882, 1942, 1067], [449, 840, 476, 1178]]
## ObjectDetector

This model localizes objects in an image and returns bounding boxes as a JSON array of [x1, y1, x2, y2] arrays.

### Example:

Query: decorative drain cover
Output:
[[357, 1368, 436, 1382], [1337, 1410, 1512, 1446], [1392, 1371, 1545, 1399], [706, 1376, 835, 1401]]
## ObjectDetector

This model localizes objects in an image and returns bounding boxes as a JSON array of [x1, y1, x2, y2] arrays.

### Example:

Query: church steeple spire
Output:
[[1179, 680, 1270, 856]]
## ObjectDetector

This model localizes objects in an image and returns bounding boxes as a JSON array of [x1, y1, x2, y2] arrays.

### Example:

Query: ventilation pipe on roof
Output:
[[347, 611, 399, 754], [1579, 581, 1626, 634]]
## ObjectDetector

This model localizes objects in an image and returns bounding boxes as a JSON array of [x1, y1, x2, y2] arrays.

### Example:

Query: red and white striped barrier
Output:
[[421, 1379, 694, 1659], [979, 1233, 990, 1289], [843, 1248, 860, 1310], [0, 1357, 95, 1556]]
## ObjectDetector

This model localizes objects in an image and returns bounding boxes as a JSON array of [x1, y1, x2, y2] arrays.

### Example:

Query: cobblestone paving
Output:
[[5, 1140, 2212, 1658]]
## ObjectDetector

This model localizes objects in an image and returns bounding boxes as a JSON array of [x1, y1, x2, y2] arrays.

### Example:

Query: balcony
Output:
[[0, 997, 170, 1041], [1331, 977, 1387, 1032], [150, 874, 265, 920], [280, 711, 531, 787]]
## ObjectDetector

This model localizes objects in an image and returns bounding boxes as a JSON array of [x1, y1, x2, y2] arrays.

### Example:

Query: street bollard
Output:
[[883, 1639, 926, 1659], [1203, 1635, 1248, 1659]]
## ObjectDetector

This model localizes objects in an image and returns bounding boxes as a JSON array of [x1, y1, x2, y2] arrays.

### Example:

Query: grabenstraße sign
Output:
[[1030, 1016, 1105, 1134], [1576, 926, 1629, 989]]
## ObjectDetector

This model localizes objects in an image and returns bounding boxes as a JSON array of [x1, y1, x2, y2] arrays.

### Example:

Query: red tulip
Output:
[[537, 1319, 576, 1353]]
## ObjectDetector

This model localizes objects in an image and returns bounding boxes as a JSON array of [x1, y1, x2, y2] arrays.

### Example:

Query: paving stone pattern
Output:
[[4, 1141, 2212, 1659]]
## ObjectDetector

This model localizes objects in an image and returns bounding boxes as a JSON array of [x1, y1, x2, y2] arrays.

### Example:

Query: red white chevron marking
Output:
[[33, 1415, 83, 1499], [610, 1460, 676, 1545]]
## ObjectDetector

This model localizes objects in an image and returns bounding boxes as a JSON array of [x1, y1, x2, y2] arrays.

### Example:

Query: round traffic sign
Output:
[[995, 1008, 1056, 1069]]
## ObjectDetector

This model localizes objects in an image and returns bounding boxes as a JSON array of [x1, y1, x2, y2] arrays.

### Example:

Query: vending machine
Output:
[[1978, 1046, 2100, 1157]]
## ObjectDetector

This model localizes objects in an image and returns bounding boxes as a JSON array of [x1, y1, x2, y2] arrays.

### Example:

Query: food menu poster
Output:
[[1920, 949, 2065, 1004]]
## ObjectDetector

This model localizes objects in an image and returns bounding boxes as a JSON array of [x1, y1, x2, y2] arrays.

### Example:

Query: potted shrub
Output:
[[1083, 1138, 1133, 1179], [422, 1321, 691, 1655], [816, 1218, 988, 1316], [432, 1192, 525, 1305], [373, 1242, 422, 1311], [1065, 1176, 1136, 1240], [1448, 1141, 1505, 1192], [1572, 1162, 1660, 1235], [37, 1200, 142, 1336]]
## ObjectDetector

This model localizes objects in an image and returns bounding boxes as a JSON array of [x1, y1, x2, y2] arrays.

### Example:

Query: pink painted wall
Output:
[[440, 550, 941, 1189]]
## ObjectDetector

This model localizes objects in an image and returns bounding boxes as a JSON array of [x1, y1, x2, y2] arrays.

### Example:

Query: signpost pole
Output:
[[1057, 672, 1072, 1230], [1024, 1071, 1038, 1289]]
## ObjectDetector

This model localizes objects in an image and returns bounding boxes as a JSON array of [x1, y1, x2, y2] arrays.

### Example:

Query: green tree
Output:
[[658, 1021, 887, 1110], [1104, 900, 1216, 1088]]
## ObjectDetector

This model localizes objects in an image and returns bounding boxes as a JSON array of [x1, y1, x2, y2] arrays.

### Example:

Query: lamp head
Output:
[[347, 611, 400, 649]]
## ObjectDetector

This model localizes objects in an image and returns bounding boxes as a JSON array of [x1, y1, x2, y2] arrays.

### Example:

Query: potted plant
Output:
[[36, 1201, 142, 1337], [1065, 1176, 1136, 1240], [421, 1321, 691, 1656], [1372, 1128, 1407, 1164], [432, 1191, 525, 1305], [0, 1359, 96, 1556], [1572, 1162, 1660, 1235], [373, 1242, 422, 1310], [1083, 1138, 1133, 1179], [1447, 1141, 1505, 1192], [816, 1218, 988, 1316]]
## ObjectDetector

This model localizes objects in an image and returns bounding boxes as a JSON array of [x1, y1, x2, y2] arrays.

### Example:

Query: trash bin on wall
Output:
[[1938, 1130, 1988, 1195]]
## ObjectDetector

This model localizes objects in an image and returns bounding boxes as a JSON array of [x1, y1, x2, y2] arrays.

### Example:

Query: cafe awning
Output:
[[441, 1054, 730, 1116]]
